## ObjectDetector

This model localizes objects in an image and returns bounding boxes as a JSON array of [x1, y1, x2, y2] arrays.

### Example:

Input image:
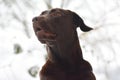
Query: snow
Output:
[[0, 27, 46, 80]]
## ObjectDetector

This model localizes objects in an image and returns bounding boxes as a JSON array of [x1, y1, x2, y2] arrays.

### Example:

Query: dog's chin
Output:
[[39, 39, 56, 47], [37, 35, 56, 45], [36, 29, 57, 44], [39, 39, 46, 44], [46, 41, 56, 47]]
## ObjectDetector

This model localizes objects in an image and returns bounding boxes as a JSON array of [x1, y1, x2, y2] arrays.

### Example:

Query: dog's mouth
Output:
[[35, 26, 57, 44]]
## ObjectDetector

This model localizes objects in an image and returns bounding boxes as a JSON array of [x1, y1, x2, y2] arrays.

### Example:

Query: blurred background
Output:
[[0, 0, 120, 80]]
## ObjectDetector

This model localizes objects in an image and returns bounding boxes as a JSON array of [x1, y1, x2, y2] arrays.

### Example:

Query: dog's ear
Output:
[[72, 12, 93, 32]]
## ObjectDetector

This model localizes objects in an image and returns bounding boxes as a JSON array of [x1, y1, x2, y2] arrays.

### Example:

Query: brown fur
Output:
[[32, 8, 96, 80]]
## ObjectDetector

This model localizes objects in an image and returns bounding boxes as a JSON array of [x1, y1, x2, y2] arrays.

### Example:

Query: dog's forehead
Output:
[[40, 8, 71, 17]]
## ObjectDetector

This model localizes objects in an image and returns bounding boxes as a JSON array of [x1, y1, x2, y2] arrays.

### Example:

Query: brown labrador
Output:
[[32, 8, 96, 80]]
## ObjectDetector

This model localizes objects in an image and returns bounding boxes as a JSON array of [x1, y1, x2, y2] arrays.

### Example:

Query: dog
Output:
[[32, 8, 96, 80]]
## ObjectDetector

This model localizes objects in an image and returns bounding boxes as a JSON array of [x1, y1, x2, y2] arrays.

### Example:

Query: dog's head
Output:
[[32, 8, 93, 46]]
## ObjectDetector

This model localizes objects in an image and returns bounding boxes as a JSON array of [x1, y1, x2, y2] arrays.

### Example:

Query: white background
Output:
[[0, 0, 120, 80]]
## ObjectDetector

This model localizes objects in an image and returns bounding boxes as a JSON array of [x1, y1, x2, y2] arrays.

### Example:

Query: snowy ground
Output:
[[0, 27, 46, 80]]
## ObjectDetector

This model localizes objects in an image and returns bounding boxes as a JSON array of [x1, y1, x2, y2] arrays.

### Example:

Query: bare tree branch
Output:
[[44, 0, 53, 9]]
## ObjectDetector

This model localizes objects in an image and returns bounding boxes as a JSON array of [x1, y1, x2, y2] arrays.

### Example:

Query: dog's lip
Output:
[[40, 38, 56, 41], [36, 29, 57, 41]]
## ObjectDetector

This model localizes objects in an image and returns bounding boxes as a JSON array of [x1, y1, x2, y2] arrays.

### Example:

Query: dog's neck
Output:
[[46, 36, 84, 68]]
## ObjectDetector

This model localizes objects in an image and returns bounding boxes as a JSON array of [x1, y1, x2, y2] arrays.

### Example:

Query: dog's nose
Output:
[[32, 16, 46, 22], [32, 17, 39, 22]]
